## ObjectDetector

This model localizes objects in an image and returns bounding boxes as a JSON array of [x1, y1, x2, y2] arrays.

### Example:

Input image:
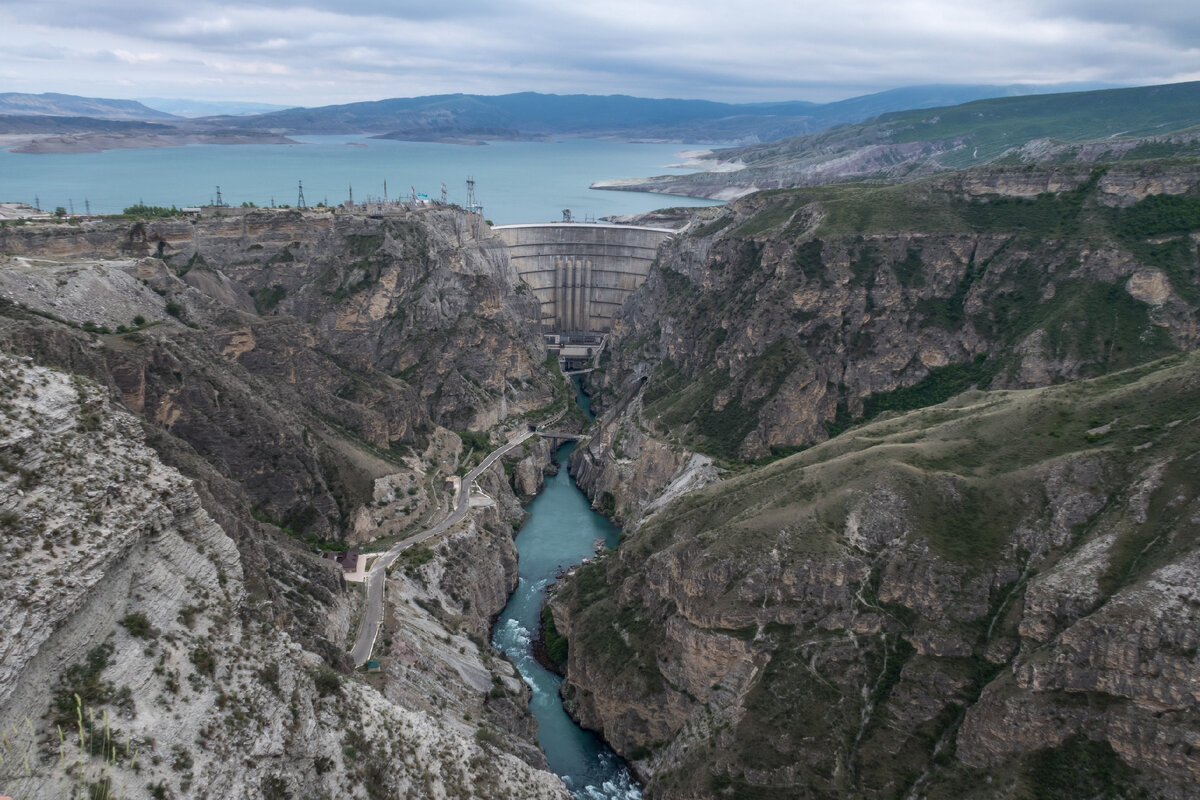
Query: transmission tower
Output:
[[34, 195, 40, 211], [348, 185, 353, 207], [215, 186, 223, 207], [297, 180, 306, 209], [465, 178, 476, 210]]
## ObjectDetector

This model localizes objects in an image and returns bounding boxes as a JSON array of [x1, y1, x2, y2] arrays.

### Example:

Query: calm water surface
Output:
[[491, 442, 639, 799], [0, 136, 718, 224]]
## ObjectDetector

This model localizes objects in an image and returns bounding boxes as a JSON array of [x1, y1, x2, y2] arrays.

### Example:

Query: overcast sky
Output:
[[1, 0, 1197, 106]]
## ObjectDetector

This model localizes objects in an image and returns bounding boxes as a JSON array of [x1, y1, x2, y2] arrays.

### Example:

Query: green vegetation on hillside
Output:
[[249, 285, 287, 313], [879, 82, 1200, 162], [120, 204, 181, 218], [541, 605, 569, 667], [728, 81, 1200, 175]]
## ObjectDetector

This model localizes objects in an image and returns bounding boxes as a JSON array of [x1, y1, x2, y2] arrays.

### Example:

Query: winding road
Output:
[[349, 428, 536, 666]]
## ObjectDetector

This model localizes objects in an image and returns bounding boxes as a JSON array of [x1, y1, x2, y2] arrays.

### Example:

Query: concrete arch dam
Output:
[[492, 223, 674, 334]]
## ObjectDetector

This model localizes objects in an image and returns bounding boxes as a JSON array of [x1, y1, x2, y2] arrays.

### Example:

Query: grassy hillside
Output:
[[737, 81, 1200, 168], [0, 91, 177, 120]]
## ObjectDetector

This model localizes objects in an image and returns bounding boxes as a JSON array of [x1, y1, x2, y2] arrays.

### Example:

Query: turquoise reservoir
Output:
[[491, 443, 640, 799], [0, 136, 718, 224]]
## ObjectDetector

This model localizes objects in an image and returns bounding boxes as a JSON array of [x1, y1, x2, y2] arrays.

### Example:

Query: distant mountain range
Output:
[[136, 98, 294, 118], [204, 84, 1114, 144], [0, 92, 176, 121], [0, 84, 1118, 148]]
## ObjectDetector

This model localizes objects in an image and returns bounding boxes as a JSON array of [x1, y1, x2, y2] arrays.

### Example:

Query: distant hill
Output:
[[592, 81, 1200, 198], [207, 86, 1097, 144], [1, 83, 1152, 155], [0, 92, 176, 121], [136, 98, 293, 118], [208, 92, 818, 141]]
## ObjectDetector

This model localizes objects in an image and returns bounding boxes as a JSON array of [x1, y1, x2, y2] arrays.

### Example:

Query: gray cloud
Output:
[[0, 0, 1196, 104]]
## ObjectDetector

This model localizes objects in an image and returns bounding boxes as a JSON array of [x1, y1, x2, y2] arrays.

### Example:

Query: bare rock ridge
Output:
[[0, 206, 572, 798]]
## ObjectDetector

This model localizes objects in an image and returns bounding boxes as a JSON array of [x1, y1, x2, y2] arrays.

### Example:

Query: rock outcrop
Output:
[[0, 354, 567, 799], [555, 353, 1200, 799]]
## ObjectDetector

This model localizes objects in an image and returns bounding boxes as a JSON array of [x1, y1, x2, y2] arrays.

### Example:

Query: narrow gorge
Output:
[[2, 154, 1199, 800]]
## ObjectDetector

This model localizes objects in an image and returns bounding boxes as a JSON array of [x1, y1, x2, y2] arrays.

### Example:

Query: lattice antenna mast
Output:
[[465, 177, 484, 219], [348, 185, 353, 207], [383, 180, 388, 204], [215, 186, 223, 207], [297, 180, 306, 209], [441, 183, 447, 204]]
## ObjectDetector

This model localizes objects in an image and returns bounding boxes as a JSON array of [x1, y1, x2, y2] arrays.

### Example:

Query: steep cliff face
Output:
[[0, 354, 567, 799], [585, 163, 1198, 475], [555, 353, 1200, 799], [570, 389, 722, 530], [0, 207, 553, 431], [0, 207, 553, 547]]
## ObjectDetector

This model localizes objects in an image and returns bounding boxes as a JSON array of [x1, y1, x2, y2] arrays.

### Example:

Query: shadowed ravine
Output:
[[491, 442, 640, 799]]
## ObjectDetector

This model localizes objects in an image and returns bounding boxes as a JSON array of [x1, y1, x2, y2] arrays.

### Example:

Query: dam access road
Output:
[[350, 428, 536, 667]]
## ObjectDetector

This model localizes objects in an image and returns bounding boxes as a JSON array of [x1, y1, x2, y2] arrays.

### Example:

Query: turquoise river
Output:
[[491, 440, 639, 800]]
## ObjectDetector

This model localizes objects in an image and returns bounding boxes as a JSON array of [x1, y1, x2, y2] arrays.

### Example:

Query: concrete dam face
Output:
[[492, 223, 673, 334]]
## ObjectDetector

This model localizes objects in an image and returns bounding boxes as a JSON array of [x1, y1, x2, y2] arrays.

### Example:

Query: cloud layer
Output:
[[0, 0, 1196, 104]]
